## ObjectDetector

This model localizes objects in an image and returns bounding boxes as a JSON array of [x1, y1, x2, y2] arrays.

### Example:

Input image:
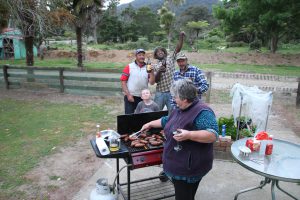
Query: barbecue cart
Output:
[[90, 111, 175, 200]]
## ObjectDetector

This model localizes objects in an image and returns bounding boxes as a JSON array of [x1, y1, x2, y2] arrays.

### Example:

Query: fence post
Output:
[[3, 64, 9, 89], [206, 71, 212, 103], [27, 67, 35, 82], [59, 68, 64, 93], [296, 77, 300, 108]]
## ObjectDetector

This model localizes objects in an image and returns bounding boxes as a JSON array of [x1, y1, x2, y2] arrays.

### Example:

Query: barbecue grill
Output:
[[90, 111, 175, 200]]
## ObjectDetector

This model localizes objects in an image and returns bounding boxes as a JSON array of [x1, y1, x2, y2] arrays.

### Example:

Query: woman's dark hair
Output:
[[171, 79, 197, 103], [154, 47, 167, 59]]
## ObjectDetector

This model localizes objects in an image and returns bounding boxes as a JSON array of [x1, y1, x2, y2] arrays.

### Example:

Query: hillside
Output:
[[118, 0, 219, 15]]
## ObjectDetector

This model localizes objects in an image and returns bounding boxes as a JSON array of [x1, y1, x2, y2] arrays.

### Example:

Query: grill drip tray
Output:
[[118, 176, 175, 200]]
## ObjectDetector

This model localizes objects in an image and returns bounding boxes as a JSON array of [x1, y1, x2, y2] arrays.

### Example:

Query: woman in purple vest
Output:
[[141, 79, 219, 200]]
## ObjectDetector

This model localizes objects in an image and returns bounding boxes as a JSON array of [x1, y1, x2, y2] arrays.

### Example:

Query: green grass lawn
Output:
[[0, 58, 125, 69], [198, 63, 300, 77], [0, 98, 116, 198], [1, 58, 299, 77]]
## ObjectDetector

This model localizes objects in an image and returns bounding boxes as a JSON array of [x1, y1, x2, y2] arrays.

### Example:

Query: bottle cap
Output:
[[269, 135, 273, 140]]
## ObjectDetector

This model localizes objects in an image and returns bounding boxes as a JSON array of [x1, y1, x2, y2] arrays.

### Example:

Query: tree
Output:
[[63, 0, 104, 69], [5, 0, 74, 66], [98, 14, 122, 42], [120, 5, 139, 42], [0, 0, 10, 31], [97, 1, 124, 43], [186, 20, 209, 41], [85, 4, 103, 44], [158, 4, 175, 49], [213, 0, 300, 53], [134, 7, 160, 41], [6, 0, 55, 66], [177, 6, 212, 28]]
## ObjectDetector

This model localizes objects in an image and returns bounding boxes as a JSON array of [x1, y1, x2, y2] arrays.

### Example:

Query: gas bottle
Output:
[[89, 178, 118, 200]]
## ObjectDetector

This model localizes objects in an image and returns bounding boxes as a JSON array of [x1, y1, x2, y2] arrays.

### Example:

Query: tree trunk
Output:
[[167, 31, 171, 50], [93, 27, 98, 44], [25, 36, 34, 66], [25, 36, 35, 82], [76, 26, 83, 70], [270, 35, 278, 53]]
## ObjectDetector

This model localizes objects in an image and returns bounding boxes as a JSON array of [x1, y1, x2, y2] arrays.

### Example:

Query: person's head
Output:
[[171, 79, 197, 109], [135, 48, 146, 64], [176, 52, 188, 70], [154, 47, 167, 60], [141, 88, 152, 101]]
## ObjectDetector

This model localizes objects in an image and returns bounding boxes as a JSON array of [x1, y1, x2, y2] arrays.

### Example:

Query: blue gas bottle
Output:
[[221, 125, 226, 137]]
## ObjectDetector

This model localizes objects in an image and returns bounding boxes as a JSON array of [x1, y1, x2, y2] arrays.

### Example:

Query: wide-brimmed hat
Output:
[[176, 52, 187, 60], [135, 48, 145, 55]]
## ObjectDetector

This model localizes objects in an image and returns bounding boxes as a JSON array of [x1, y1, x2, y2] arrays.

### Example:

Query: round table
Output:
[[231, 138, 300, 200]]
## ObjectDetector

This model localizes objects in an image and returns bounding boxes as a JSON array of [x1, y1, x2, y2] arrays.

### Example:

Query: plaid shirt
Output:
[[171, 65, 209, 107], [153, 51, 177, 92]]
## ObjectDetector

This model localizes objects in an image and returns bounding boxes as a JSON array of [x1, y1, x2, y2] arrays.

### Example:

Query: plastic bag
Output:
[[230, 83, 273, 136], [255, 131, 269, 140]]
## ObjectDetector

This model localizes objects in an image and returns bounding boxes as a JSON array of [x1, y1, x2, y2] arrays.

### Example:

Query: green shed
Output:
[[0, 28, 37, 60]]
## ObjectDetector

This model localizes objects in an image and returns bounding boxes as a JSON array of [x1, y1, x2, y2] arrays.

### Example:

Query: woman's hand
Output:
[[141, 122, 151, 132], [173, 129, 190, 141]]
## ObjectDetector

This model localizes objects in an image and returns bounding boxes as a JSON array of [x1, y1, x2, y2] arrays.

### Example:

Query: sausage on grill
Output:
[[134, 143, 145, 147]]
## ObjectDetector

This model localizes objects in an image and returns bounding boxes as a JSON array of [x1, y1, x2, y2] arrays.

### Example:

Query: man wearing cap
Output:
[[171, 52, 209, 108], [120, 49, 155, 114], [151, 31, 185, 112]]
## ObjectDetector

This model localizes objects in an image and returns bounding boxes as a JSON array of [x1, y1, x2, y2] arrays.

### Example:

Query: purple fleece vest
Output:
[[163, 99, 214, 177]]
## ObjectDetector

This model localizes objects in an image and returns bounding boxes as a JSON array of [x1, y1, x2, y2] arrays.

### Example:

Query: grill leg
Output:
[[128, 166, 131, 200], [117, 158, 120, 185]]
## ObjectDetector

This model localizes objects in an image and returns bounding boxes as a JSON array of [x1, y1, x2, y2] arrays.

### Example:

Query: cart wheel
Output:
[[159, 171, 168, 182]]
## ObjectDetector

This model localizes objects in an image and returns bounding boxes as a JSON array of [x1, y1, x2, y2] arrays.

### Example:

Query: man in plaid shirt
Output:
[[152, 32, 185, 113], [171, 52, 209, 109]]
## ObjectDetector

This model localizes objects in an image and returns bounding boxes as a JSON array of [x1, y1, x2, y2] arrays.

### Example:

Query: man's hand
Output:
[[127, 94, 134, 102]]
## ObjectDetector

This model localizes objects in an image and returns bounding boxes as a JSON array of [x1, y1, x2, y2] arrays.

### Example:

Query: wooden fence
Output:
[[1, 65, 299, 107], [0, 65, 213, 102]]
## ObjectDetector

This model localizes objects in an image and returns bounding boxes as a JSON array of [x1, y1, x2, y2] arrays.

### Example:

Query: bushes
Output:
[[227, 41, 247, 48], [218, 116, 255, 140], [249, 39, 262, 50]]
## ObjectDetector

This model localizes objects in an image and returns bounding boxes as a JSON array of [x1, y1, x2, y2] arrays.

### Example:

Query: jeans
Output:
[[154, 91, 172, 112], [124, 96, 142, 114]]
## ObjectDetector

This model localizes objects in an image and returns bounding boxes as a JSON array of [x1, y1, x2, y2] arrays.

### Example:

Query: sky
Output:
[[119, 0, 134, 5]]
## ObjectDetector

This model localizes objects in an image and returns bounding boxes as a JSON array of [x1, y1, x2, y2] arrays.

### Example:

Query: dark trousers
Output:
[[124, 96, 142, 114], [172, 178, 201, 200]]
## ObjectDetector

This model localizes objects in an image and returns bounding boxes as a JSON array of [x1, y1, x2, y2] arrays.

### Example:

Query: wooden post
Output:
[[59, 68, 64, 93], [206, 71, 212, 103], [3, 65, 9, 89], [296, 77, 300, 108]]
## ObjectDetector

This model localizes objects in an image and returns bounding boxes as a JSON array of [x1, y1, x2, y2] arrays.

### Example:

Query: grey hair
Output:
[[170, 79, 197, 103]]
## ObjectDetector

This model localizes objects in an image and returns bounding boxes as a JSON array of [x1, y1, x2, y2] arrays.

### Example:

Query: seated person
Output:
[[135, 89, 159, 114]]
